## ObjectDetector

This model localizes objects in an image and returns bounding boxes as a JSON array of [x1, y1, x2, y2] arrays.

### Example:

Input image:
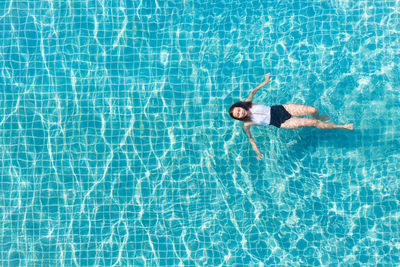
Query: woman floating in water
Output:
[[229, 73, 353, 160]]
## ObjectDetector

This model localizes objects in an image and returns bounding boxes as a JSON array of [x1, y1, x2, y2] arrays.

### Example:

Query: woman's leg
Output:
[[315, 120, 353, 130], [283, 104, 330, 121], [280, 117, 353, 130], [282, 104, 318, 117]]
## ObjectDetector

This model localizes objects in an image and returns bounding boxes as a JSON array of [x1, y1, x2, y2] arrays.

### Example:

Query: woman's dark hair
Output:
[[229, 101, 252, 122]]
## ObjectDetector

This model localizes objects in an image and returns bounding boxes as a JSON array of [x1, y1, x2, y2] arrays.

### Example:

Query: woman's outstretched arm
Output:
[[244, 122, 264, 160], [245, 73, 272, 102]]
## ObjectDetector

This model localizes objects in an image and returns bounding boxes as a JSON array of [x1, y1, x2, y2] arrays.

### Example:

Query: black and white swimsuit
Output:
[[250, 104, 292, 128]]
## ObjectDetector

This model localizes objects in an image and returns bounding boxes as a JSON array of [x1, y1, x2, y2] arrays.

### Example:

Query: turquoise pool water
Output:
[[1, 0, 400, 266]]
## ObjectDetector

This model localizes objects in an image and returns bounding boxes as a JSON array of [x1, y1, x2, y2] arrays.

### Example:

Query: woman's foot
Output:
[[344, 124, 353, 130]]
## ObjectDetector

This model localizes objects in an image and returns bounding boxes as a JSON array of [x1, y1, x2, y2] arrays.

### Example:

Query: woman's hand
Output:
[[264, 73, 272, 84], [257, 153, 264, 161], [245, 73, 272, 101]]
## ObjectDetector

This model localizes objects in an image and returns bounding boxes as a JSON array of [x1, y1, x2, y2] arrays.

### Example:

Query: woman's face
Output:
[[232, 107, 247, 119]]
